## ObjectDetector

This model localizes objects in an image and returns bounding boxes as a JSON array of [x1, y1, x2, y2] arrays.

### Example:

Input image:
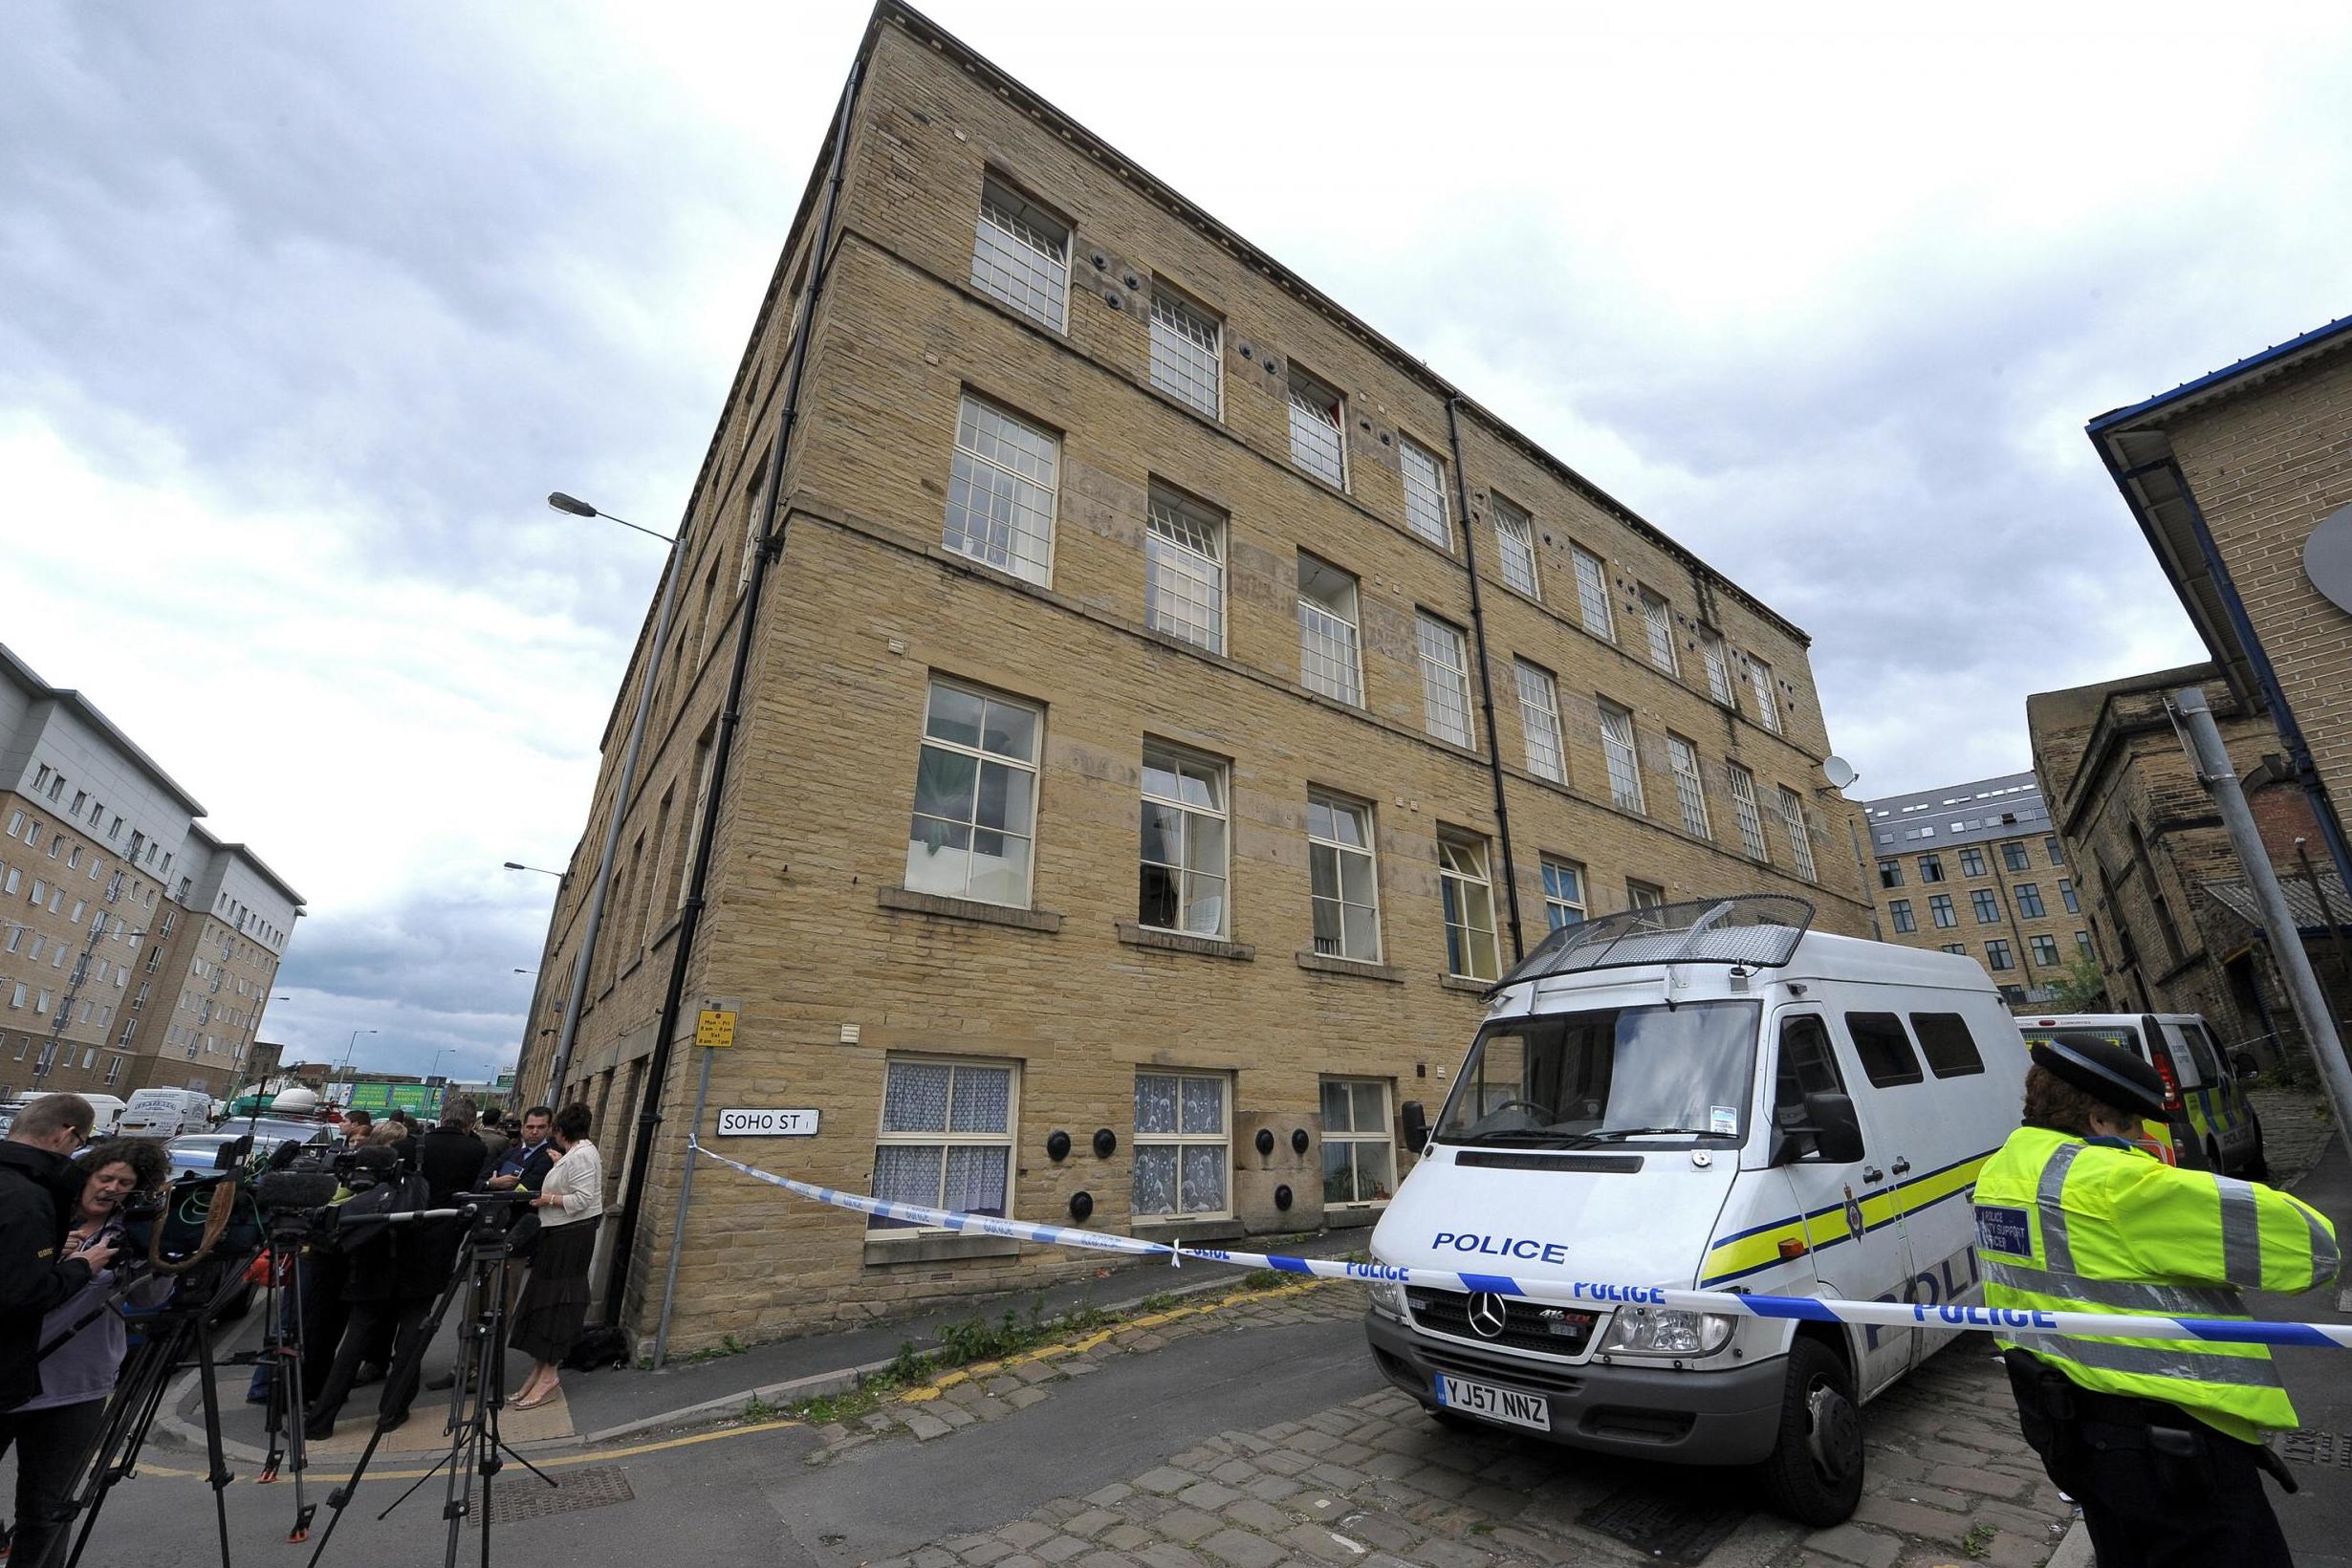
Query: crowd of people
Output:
[[0, 1087, 603, 1566]]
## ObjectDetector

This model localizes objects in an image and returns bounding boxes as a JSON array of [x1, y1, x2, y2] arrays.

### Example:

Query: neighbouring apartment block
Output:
[[2027, 662, 2349, 1078], [516, 4, 1872, 1354], [0, 644, 302, 1103], [1860, 771, 2084, 1008]]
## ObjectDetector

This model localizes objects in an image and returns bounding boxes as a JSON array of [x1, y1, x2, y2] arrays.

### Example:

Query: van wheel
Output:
[[1754, 1338, 1864, 1526], [2243, 1115, 2269, 1182]]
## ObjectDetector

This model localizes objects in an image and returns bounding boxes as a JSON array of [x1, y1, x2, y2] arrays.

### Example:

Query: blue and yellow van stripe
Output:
[[1698, 1148, 1994, 1288]]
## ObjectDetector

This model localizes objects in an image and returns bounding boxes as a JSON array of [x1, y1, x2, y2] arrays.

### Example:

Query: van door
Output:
[[2166, 1019, 2240, 1164], [1768, 1008, 1917, 1395]]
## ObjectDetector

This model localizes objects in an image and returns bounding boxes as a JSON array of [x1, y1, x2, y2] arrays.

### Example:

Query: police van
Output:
[[1364, 895, 2029, 1525], [2017, 1013, 2263, 1178]]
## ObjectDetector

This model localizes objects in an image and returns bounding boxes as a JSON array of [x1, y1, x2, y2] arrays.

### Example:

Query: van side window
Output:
[[2173, 1022, 2223, 1086], [1844, 1012, 1924, 1088], [1774, 1014, 1847, 1161], [1908, 1013, 1985, 1078]]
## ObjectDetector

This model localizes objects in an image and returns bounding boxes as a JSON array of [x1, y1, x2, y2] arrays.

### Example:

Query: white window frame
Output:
[[944, 394, 1058, 586], [1296, 555, 1363, 707], [868, 1055, 1021, 1234], [1598, 700, 1645, 815], [1319, 1078, 1396, 1209], [1438, 832, 1500, 982], [1700, 627, 1735, 708], [1148, 287, 1221, 418], [1666, 734, 1712, 839], [1641, 589, 1680, 675], [1748, 657, 1781, 733], [1514, 661, 1565, 784], [1143, 487, 1225, 653], [970, 178, 1070, 332], [1492, 494, 1538, 599], [1777, 787, 1818, 881], [904, 679, 1043, 909], [1307, 790, 1381, 963], [1139, 743, 1230, 940], [1286, 369, 1346, 489], [1414, 612, 1474, 748], [1132, 1070, 1232, 1220], [1572, 546, 1615, 641], [1540, 857, 1587, 930], [1727, 764, 1771, 862], [1399, 437, 1449, 549]]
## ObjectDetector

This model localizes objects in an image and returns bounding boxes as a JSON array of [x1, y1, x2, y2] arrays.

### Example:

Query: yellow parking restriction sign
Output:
[[695, 1009, 738, 1048]]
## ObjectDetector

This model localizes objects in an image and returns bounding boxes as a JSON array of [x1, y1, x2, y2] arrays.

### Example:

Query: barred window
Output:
[[1134, 1071, 1230, 1217], [1492, 494, 1538, 599], [1666, 735, 1711, 838], [1700, 626, 1735, 708], [1777, 787, 1818, 881], [1572, 547, 1614, 641], [1438, 832, 1499, 981], [1400, 438, 1449, 548], [1308, 791, 1380, 962], [970, 180, 1068, 330], [1296, 554, 1362, 707], [1727, 764, 1770, 862], [945, 396, 1057, 585], [870, 1056, 1018, 1230], [1287, 369, 1345, 488], [1641, 589, 1680, 675], [1148, 290, 1221, 417], [1415, 613, 1473, 748], [1144, 488, 1224, 653], [904, 680, 1041, 908], [1514, 661, 1565, 783], [1139, 744, 1229, 938], [1541, 858, 1586, 930], [1748, 657, 1781, 732], [1599, 701, 1644, 814]]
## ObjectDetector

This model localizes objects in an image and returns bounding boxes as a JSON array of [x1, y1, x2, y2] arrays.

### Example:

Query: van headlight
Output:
[[1599, 1307, 1734, 1357], [1368, 1279, 1407, 1319]]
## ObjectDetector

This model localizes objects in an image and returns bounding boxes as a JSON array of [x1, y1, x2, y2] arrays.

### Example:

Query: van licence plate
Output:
[[1433, 1374, 1549, 1431]]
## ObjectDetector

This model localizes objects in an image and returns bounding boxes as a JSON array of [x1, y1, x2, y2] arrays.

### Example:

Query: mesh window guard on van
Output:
[[1489, 893, 1814, 994]]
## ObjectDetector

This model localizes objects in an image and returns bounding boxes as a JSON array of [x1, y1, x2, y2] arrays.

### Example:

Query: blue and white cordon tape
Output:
[[686, 1139, 2352, 1351]]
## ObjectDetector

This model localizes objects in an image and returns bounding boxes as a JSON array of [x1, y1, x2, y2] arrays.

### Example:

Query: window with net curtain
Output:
[[1133, 1071, 1229, 1217], [1321, 1078, 1394, 1206], [869, 1057, 1017, 1230]]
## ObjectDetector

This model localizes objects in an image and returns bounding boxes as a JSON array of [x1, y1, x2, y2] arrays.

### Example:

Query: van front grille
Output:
[[1419, 1341, 1587, 1398], [1407, 1286, 1599, 1360]]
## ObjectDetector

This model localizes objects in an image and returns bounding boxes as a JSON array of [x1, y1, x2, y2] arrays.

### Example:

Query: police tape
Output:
[[685, 1139, 2352, 1351]]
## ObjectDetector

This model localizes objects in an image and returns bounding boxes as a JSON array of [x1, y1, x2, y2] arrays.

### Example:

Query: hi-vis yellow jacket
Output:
[[1973, 1125, 2340, 1443]]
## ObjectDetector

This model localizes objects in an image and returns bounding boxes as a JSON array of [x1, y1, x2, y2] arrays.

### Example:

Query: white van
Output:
[[2, 1093, 132, 1137], [1364, 896, 2028, 1525], [2018, 1013, 2263, 1178], [126, 1086, 216, 1138]]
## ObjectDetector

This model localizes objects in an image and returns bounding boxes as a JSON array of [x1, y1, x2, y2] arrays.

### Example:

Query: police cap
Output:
[[2030, 1033, 2168, 1122]]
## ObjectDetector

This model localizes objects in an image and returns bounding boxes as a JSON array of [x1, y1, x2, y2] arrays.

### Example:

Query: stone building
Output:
[[0, 644, 302, 1103], [515, 4, 1873, 1354], [1860, 771, 2085, 1008], [2026, 662, 2349, 1073]]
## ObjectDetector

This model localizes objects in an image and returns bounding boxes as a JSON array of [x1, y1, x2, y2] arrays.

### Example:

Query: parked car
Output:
[[1363, 895, 2031, 1526], [164, 1120, 337, 1181], [2018, 1013, 2265, 1178]]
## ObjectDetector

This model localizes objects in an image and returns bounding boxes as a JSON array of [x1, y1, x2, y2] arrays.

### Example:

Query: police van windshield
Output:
[[1435, 1001, 1761, 1147]]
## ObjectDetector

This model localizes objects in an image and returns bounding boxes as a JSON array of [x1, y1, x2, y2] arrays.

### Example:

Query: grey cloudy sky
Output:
[[6, 1, 2346, 1077]]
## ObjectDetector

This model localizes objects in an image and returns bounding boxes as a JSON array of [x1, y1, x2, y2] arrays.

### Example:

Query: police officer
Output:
[[1974, 1034, 2339, 1566]]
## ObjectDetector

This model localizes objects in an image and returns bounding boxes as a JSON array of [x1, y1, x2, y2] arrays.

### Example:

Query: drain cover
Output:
[[1580, 1481, 1749, 1564], [2276, 1430, 2352, 1470], [485, 1465, 635, 1524]]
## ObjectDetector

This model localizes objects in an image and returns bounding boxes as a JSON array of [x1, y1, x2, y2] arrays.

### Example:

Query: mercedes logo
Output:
[[1467, 1291, 1509, 1339]]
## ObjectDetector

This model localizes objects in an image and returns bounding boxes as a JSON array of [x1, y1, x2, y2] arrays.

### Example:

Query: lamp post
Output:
[[503, 861, 565, 882], [535, 492, 684, 1108]]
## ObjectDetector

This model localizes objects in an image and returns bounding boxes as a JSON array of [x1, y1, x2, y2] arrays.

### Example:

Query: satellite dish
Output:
[[1822, 755, 1858, 791], [2307, 503, 2352, 616]]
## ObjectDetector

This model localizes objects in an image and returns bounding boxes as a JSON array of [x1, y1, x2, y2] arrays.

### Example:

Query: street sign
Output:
[[715, 1108, 819, 1138], [695, 1009, 738, 1048], [495, 1071, 515, 1089]]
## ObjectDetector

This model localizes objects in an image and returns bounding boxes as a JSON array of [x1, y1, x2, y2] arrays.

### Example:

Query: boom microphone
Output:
[[253, 1171, 342, 1211]]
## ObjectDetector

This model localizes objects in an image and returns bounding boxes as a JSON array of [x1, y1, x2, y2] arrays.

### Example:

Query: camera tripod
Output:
[[247, 1209, 326, 1539], [302, 1194, 555, 1568]]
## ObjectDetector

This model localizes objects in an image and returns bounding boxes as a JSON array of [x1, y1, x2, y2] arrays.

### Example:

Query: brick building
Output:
[[515, 4, 1873, 1354], [2026, 662, 2349, 1073], [0, 644, 302, 1102], [2086, 313, 2352, 966], [1860, 771, 2085, 1007]]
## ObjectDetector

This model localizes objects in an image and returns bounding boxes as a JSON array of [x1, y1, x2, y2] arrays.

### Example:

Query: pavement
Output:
[[2255, 1113, 2352, 1568]]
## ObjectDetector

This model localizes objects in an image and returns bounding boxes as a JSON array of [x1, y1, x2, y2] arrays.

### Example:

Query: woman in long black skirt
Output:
[[511, 1102, 602, 1408]]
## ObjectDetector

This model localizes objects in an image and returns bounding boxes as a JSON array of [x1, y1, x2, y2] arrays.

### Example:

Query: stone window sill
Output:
[[1295, 951, 1405, 983], [863, 1231, 1023, 1267], [1133, 1215, 1245, 1246], [1116, 923, 1253, 961], [1438, 975, 1494, 995], [878, 886, 1064, 933]]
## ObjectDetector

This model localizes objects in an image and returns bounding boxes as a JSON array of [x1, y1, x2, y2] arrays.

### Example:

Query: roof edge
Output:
[[1, 642, 207, 818], [2087, 312, 2352, 437]]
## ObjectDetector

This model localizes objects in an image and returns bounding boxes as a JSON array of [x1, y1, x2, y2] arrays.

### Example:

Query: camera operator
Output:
[[303, 1146, 452, 1440], [415, 1097, 492, 1203], [0, 1096, 117, 1415], [0, 1138, 170, 1568]]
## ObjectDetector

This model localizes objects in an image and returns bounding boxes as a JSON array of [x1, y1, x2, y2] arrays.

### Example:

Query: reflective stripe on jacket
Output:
[[1972, 1124, 2340, 1443]]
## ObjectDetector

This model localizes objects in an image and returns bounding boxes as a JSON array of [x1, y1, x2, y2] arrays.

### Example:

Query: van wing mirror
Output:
[[1802, 1091, 1866, 1165], [1400, 1100, 1429, 1153], [2231, 1049, 2259, 1082]]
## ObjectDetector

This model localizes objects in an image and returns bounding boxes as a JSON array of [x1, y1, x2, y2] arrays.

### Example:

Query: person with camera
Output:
[[415, 1098, 492, 1203], [509, 1103, 599, 1410], [0, 1137, 170, 1568], [303, 1145, 448, 1440], [0, 1096, 117, 1416]]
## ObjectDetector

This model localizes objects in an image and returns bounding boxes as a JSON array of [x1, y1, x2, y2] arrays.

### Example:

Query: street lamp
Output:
[[503, 861, 565, 882], [547, 491, 676, 545], [339, 1028, 378, 1077]]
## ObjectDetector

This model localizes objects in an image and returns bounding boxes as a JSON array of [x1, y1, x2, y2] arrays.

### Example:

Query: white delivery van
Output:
[[2018, 1013, 2264, 1178], [126, 1086, 216, 1138], [1364, 895, 2028, 1525]]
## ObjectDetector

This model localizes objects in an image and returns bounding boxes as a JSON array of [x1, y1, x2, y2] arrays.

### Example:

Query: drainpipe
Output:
[[602, 57, 866, 1330], [1444, 398, 1524, 962]]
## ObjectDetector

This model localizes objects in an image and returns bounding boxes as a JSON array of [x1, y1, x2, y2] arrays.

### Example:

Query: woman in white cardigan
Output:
[[511, 1102, 603, 1409]]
